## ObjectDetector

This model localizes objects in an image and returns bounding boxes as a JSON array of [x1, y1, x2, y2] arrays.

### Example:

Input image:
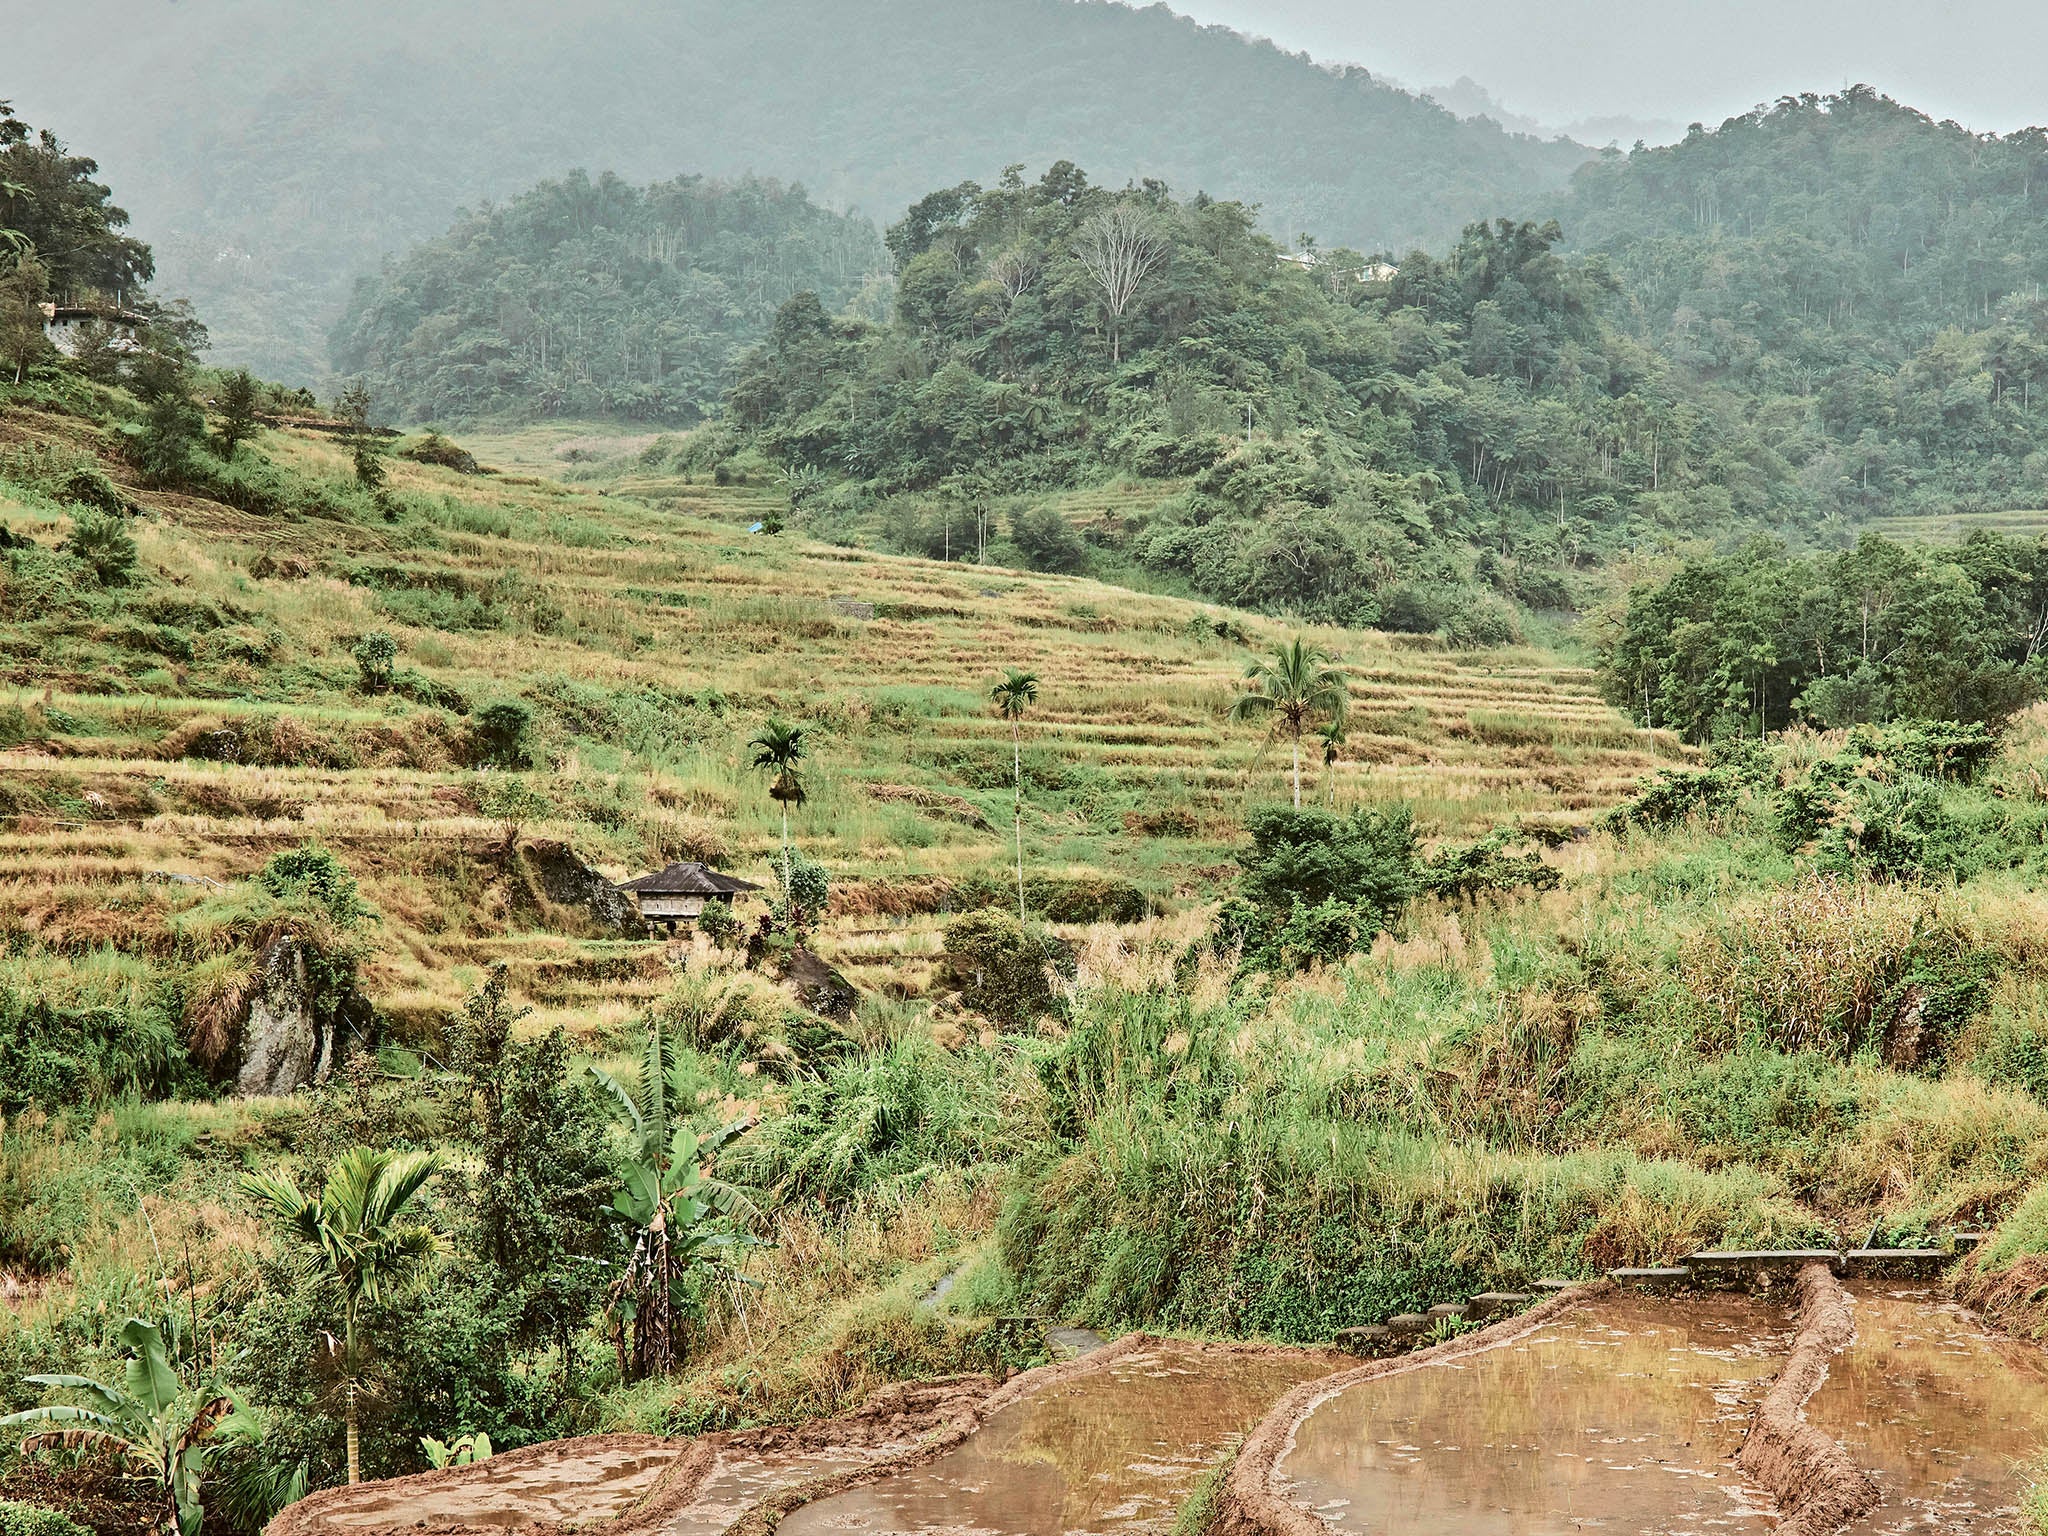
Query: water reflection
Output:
[[1807, 1285, 2048, 1535], [778, 1344, 1335, 1535], [1277, 1293, 1787, 1535]]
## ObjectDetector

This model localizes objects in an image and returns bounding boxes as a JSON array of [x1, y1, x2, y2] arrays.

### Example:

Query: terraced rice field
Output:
[[1861, 507, 2048, 545], [0, 415, 1684, 1036]]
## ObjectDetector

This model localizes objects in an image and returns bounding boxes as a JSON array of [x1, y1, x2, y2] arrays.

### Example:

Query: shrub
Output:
[[478, 775, 551, 852], [62, 509, 138, 586], [0, 1502, 92, 1536], [471, 700, 533, 768], [1022, 874, 1150, 924], [1420, 831, 1561, 902], [1605, 740, 1773, 836], [1008, 503, 1087, 573], [941, 910, 1072, 1028], [766, 849, 830, 937], [257, 843, 366, 928], [352, 630, 398, 691], [1238, 804, 1417, 921]]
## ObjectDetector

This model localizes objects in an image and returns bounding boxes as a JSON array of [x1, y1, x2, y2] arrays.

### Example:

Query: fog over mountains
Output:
[[4, 0, 1591, 380]]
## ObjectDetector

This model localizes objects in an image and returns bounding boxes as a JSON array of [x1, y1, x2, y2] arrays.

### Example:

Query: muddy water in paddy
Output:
[[313, 1444, 677, 1529], [776, 1343, 1337, 1536], [1277, 1293, 1788, 1535], [1806, 1285, 2048, 1535]]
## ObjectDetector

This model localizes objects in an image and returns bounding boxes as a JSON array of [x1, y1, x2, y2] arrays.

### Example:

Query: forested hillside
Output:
[[1565, 88, 2048, 524], [330, 172, 886, 423], [1, 0, 1587, 381]]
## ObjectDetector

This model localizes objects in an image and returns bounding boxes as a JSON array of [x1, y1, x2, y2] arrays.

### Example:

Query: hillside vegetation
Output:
[[3, 0, 1587, 379], [11, 345, 2048, 1524], [331, 172, 887, 424]]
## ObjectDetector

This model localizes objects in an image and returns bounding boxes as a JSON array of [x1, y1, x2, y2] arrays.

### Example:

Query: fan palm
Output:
[[2, 1318, 242, 1536], [1229, 637, 1350, 809], [748, 719, 807, 895], [989, 668, 1040, 920], [241, 1147, 443, 1484]]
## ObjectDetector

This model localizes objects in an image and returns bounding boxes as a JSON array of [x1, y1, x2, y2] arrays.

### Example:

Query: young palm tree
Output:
[[242, 1147, 443, 1485], [1319, 725, 1345, 806], [748, 719, 807, 895], [989, 668, 1040, 920], [1229, 637, 1350, 809]]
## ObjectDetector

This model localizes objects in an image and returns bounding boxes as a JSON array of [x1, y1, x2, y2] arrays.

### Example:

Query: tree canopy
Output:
[[330, 170, 885, 423]]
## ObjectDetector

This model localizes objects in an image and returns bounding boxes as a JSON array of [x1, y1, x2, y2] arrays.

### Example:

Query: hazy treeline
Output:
[[331, 171, 886, 422]]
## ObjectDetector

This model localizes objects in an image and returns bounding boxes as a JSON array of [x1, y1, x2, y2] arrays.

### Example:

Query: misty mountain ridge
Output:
[[1, 0, 1590, 380]]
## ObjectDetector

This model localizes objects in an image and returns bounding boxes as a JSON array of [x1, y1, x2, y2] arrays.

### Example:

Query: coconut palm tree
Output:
[[1229, 637, 1350, 809], [3, 1318, 243, 1536], [241, 1148, 443, 1485], [748, 719, 807, 895], [989, 668, 1039, 921]]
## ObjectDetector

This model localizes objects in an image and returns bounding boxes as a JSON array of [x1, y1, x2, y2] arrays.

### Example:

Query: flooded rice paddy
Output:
[[1276, 1293, 1788, 1535], [1807, 1285, 2048, 1535], [776, 1342, 1337, 1536]]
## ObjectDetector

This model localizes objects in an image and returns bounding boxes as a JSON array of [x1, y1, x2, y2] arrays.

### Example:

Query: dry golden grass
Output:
[[0, 411, 1685, 1037]]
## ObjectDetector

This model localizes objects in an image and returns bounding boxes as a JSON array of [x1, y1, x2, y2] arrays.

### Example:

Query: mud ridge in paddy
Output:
[[1735, 1263, 1880, 1536], [1207, 1280, 1613, 1536]]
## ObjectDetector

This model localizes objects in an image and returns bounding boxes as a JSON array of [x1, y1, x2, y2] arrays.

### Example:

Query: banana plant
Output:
[[591, 1021, 757, 1379], [2, 1318, 243, 1536], [420, 1430, 493, 1468]]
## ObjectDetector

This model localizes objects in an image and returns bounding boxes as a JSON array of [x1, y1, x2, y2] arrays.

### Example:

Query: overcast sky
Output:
[[1174, 0, 2048, 135]]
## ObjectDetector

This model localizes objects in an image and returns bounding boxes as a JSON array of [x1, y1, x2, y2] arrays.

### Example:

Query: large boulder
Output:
[[236, 935, 353, 1096], [510, 841, 648, 937], [779, 945, 861, 1021]]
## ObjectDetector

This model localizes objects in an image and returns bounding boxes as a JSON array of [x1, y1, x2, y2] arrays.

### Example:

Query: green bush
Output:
[[61, 509, 137, 586], [0, 1502, 92, 1536], [1421, 831, 1561, 901], [1217, 803, 1418, 970], [941, 910, 1072, 1028], [352, 630, 398, 691], [471, 700, 533, 768], [257, 843, 366, 928]]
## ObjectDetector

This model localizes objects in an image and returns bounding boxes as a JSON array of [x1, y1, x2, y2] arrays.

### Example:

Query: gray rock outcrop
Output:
[[235, 934, 346, 1096]]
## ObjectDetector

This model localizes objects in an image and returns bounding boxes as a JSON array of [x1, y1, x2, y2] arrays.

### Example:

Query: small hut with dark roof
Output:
[[615, 861, 761, 933]]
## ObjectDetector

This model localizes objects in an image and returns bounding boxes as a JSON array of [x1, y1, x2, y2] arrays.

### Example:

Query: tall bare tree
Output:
[[989, 247, 1041, 308], [1072, 203, 1167, 364]]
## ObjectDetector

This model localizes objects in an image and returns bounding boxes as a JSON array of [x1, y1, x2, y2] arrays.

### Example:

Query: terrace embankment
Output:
[[772, 1338, 1339, 1536], [267, 1336, 1342, 1536]]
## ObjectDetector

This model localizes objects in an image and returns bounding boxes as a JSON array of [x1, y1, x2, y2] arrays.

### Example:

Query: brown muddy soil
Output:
[[279, 1438, 681, 1534], [1806, 1284, 2048, 1535], [270, 1378, 997, 1536], [775, 1341, 1341, 1536], [1274, 1291, 1786, 1535]]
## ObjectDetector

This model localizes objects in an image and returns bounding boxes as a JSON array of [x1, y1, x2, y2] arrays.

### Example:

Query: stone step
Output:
[[1841, 1249, 1949, 1280], [1608, 1266, 1693, 1292], [1384, 1312, 1431, 1333], [1425, 1303, 1470, 1320], [1332, 1324, 1390, 1356], [1532, 1278, 1578, 1293], [1953, 1232, 1989, 1254], [1685, 1249, 1840, 1286], [1465, 1291, 1533, 1320]]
